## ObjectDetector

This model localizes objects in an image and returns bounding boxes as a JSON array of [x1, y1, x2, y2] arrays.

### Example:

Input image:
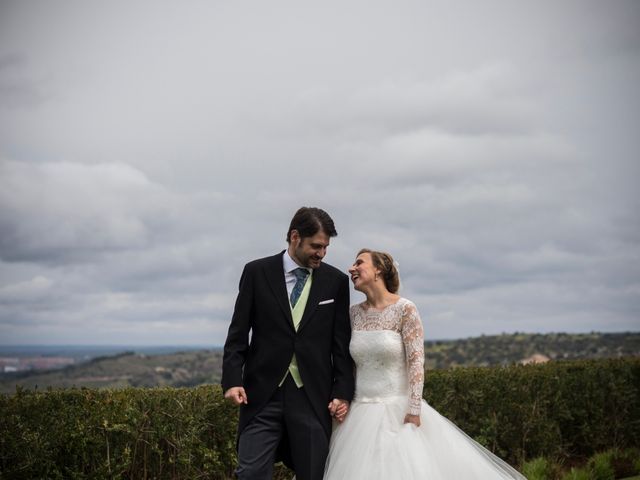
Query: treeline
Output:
[[424, 331, 640, 369], [1, 332, 638, 393], [1, 358, 638, 479]]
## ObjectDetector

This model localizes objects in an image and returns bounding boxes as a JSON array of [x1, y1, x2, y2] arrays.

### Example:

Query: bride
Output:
[[323, 249, 526, 479]]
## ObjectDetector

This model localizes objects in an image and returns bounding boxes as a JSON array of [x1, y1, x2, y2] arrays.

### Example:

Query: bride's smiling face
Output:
[[348, 252, 379, 291]]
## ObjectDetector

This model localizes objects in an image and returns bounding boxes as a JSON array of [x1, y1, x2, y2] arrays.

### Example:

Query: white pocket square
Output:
[[318, 299, 334, 305]]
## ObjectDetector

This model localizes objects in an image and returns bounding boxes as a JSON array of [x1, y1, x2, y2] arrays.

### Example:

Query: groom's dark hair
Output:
[[286, 207, 338, 243]]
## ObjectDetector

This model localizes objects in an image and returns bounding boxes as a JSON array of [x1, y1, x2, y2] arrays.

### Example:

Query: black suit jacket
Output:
[[222, 251, 355, 441]]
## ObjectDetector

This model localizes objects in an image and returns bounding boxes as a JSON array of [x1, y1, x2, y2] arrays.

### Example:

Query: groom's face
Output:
[[290, 230, 330, 269]]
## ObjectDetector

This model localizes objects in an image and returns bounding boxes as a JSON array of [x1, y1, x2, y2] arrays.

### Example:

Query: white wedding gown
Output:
[[323, 298, 526, 480]]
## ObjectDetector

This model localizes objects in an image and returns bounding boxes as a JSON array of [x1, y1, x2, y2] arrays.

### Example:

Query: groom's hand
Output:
[[224, 386, 248, 405], [328, 398, 349, 423]]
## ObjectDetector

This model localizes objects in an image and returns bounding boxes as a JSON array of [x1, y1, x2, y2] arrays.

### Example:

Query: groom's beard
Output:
[[293, 245, 323, 269]]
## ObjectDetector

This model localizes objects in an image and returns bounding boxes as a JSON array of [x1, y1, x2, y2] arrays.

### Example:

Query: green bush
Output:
[[616, 447, 640, 476], [588, 451, 615, 480], [521, 448, 640, 480], [0, 386, 239, 479], [424, 357, 640, 465], [0, 357, 638, 479], [562, 467, 591, 480], [522, 456, 553, 480]]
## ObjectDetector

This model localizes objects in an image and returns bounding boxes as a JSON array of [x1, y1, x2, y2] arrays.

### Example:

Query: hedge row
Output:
[[0, 386, 238, 479], [423, 357, 640, 465], [1, 357, 638, 479]]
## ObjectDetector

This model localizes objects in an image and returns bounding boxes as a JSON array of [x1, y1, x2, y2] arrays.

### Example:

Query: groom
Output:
[[222, 206, 355, 480]]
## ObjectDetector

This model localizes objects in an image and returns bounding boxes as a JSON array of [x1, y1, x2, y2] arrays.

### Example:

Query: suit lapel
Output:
[[263, 252, 295, 329]]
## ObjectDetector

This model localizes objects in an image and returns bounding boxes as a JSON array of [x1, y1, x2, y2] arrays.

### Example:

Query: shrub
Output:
[[0, 386, 239, 479], [424, 357, 640, 465], [619, 447, 640, 476], [0, 357, 638, 478], [522, 456, 553, 480], [588, 451, 615, 480], [562, 467, 591, 480], [520, 448, 640, 480]]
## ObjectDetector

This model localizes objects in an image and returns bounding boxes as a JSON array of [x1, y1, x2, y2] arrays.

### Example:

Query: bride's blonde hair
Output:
[[357, 248, 400, 294]]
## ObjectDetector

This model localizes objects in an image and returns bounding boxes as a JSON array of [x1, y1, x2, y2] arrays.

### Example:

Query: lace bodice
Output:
[[349, 298, 425, 415]]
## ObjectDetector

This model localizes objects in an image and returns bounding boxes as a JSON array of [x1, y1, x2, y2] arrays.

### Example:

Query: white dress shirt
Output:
[[283, 251, 312, 300]]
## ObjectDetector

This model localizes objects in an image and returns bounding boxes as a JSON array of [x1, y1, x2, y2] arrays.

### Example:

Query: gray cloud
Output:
[[0, 0, 638, 345], [0, 53, 48, 109]]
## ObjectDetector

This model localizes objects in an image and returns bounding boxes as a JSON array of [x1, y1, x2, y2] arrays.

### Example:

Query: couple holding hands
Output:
[[222, 207, 525, 480]]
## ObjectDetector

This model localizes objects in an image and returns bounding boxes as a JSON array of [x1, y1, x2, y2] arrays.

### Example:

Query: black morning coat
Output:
[[221, 251, 355, 464]]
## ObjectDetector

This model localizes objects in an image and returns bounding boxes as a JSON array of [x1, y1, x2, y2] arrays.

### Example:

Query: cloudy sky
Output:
[[1, 1, 638, 346]]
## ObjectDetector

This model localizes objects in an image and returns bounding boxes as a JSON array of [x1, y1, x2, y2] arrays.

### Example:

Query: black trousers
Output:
[[236, 375, 329, 480]]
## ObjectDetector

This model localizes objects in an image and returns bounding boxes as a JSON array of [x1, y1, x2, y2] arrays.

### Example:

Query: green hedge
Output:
[[0, 386, 239, 479], [1, 358, 638, 479], [423, 358, 640, 465]]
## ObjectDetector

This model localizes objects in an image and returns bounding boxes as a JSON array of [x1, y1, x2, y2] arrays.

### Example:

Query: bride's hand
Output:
[[328, 398, 349, 422], [403, 414, 420, 427]]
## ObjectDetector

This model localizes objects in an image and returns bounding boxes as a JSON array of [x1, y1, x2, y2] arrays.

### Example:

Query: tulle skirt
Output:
[[323, 396, 526, 480]]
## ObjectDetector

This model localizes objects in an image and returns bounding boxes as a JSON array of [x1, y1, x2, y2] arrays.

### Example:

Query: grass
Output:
[[520, 448, 640, 480]]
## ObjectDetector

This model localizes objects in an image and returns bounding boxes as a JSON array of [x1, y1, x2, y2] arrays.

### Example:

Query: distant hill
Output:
[[1, 332, 638, 393], [0, 349, 224, 394], [423, 332, 640, 369]]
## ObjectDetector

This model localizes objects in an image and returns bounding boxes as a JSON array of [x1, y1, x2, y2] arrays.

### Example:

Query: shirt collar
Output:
[[283, 250, 312, 274]]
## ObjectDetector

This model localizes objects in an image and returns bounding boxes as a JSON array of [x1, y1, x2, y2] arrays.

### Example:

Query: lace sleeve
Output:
[[401, 301, 424, 416]]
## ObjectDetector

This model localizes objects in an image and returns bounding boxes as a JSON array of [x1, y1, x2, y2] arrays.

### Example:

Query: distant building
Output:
[[0, 356, 75, 372], [0, 357, 20, 372], [519, 353, 550, 365]]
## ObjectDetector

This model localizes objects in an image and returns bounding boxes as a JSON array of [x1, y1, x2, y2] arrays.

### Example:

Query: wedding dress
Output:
[[323, 298, 526, 480]]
